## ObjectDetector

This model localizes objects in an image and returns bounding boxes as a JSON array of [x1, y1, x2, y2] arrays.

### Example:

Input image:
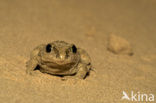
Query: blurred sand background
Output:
[[0, 0, 156, 103]]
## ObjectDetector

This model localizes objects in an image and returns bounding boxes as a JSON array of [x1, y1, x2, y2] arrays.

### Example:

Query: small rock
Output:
[[107, 34, 133, 56]]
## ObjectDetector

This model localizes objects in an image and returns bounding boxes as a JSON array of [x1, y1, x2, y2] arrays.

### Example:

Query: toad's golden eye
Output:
[[72, 45, 77, 53], [46, 44, 52, 53]]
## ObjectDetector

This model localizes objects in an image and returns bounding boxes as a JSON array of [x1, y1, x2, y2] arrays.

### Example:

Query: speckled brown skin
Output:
[[26, 41, 91, 79]]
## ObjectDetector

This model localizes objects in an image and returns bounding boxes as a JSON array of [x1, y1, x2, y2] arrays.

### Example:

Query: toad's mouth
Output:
[[43, 61, 77, 69]]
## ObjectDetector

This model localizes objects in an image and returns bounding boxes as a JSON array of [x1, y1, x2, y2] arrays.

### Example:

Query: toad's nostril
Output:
[[65, 50, 70, 59], [65, 54, 69, 59], [65, 52, 70, 59], [56, 54, 59, 58]]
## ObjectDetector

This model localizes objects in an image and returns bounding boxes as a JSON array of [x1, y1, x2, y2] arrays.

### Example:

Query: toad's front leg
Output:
[[26, 57, 40, 75], [75, 63, 91, 79], [61, 63, 91, 80], [26, 44, 44, 75]]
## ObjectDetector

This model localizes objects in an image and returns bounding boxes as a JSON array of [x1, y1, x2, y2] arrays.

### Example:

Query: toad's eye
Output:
[[46, 44, 52, 53], [72, 45, 77, 53]]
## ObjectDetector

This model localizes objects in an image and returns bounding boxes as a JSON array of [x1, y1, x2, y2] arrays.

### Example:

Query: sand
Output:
[[0, 0, 156, 103]]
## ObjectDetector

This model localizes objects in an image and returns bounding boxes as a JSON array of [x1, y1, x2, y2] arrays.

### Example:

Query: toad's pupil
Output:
[[46, 44, 52, 53], [72, 45, 77, 53]]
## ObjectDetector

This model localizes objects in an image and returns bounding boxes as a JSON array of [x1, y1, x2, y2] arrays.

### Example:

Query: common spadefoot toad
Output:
[[26, 41, 92, 79]]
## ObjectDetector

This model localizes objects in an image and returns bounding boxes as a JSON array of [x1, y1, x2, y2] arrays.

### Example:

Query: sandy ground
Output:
[[0, 0, 156, 103]]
